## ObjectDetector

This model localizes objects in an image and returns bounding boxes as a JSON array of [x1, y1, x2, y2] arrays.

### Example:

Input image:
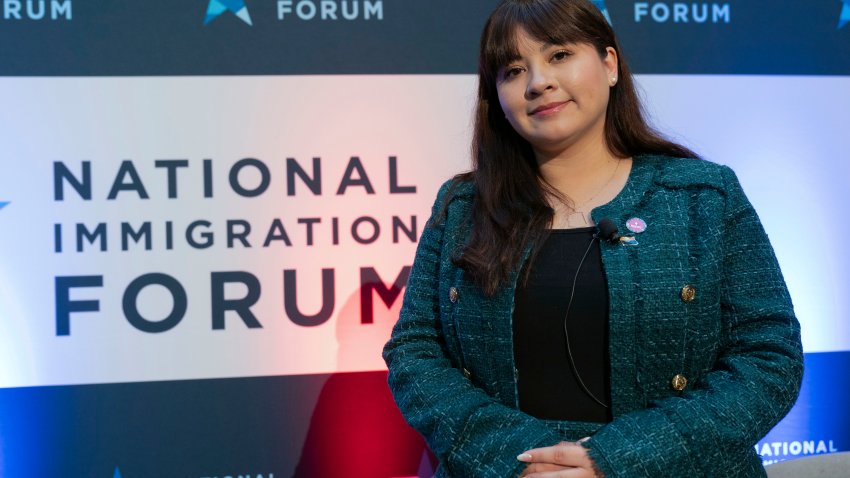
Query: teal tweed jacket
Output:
[[383, 155, 803, 477]]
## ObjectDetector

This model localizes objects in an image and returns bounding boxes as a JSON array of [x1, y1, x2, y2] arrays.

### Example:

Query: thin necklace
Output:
[[564, 159, 621, 226]]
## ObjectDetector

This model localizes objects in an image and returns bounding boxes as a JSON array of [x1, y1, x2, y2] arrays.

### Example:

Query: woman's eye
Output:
[[552, 50, 571, 61], [503, 67, 523, 79]]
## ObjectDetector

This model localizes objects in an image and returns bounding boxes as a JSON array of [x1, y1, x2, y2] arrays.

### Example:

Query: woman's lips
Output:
[[529, 101, 570, 117]]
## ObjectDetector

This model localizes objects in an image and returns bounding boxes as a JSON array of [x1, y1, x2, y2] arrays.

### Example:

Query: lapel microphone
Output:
[[595, 218, 620, 243]]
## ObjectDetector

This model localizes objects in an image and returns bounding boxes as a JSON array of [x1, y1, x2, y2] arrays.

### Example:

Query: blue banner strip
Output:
[[0, 352, 847, 476], [0, 1, 848, 76]]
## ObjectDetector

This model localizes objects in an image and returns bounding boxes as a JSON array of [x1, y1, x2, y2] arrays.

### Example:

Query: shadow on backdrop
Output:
[[292, 277, 436, 477]]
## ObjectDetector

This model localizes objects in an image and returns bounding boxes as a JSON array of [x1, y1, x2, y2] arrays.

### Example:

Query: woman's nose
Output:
[[526, 66, 556, 98]]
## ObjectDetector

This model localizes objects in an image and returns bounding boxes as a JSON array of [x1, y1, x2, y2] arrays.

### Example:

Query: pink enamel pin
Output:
[[626, 217, 647, 234]]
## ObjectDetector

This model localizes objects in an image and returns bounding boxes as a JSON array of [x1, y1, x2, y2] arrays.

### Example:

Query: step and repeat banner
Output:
[[1, 1, 849, 477]]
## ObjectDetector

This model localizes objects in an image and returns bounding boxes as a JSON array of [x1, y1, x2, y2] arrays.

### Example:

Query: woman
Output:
[[382, 1, 803, 476]]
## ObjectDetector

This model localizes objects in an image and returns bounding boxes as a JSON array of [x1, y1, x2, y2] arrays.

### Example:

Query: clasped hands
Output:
[[517, 438, 601, 478]]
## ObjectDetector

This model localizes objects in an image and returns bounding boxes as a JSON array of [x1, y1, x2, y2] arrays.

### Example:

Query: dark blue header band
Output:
[[1, 1, 849, 75]]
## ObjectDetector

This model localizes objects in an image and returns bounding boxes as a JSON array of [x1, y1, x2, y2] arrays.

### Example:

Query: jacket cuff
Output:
[[581, 408, 702, 478]]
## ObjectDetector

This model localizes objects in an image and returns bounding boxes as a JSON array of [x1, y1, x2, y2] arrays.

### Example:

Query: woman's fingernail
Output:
[[577, 437, 591, 444], [517, 453, 532, 462]]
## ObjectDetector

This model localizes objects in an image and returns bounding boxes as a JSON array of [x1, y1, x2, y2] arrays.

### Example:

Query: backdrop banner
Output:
[[1, 1, 849, 477]]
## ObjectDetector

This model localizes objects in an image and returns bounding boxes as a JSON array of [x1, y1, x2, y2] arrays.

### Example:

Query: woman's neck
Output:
[[534, 137, 632, 229], [535, 139, 619, 197]]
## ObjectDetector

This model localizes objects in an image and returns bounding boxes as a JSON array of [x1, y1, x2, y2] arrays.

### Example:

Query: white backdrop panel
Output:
[[0, 74, 846, 389]]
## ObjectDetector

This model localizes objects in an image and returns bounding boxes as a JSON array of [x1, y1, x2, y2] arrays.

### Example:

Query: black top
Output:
[[512, 227, 612, 422]]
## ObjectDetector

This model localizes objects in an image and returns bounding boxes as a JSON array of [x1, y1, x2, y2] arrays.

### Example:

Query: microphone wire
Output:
[[563, 232, 609, 409]]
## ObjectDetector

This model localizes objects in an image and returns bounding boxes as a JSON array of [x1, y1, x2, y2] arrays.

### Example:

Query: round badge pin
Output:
[[626, 217, 647, 234]]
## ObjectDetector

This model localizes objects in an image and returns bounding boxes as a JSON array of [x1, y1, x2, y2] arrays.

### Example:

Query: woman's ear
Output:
[[604, 47, 618, 85]]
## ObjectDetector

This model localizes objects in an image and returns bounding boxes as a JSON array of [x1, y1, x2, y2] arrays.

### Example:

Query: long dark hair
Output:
[[452, 0, 698, 296]]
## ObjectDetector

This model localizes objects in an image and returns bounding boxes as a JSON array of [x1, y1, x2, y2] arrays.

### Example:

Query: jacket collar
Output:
[[591, 154, 659, 226]]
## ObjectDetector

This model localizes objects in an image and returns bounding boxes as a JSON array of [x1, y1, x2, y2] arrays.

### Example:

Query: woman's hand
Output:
[[517, 440, 602, 477]]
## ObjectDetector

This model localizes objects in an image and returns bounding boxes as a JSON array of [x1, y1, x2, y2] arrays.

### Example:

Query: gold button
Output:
[[680, 285, 696, 302], [671, 374, 688, 391], [463, 368, 472, 379], [449, 287, 459, 303]]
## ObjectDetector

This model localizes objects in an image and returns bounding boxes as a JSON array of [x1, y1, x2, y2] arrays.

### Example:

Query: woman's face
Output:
[[496, 28, 618, 158]]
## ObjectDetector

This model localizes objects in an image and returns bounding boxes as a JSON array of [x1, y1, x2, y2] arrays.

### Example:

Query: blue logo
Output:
[[840, 0, 850, 29], [0, 201, 8, 210], [204, 0, 252, 26], [591, 0, 612, 24], [113, 467, 122, 478]]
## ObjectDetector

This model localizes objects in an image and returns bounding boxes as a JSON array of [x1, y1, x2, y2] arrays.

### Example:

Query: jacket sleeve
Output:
[[382, 180, 561, 477], [582, 166, 804, 477]]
